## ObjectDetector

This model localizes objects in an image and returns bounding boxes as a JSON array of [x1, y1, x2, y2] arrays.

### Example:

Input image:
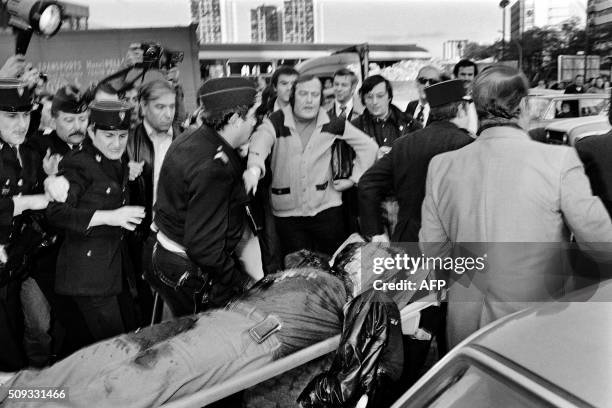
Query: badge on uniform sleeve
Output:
[[214, 146, 228, 164], [95, 154, 102, 163]]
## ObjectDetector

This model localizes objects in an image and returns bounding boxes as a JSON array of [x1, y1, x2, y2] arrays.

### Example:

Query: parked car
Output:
[[527, 93, 610, 130], [544, 115, 611, 145], [391, 279, 612, 408]]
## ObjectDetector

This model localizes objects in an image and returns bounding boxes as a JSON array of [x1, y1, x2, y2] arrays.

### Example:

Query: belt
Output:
[[227, 301, 282, 344], [156, 230, 187, 255]]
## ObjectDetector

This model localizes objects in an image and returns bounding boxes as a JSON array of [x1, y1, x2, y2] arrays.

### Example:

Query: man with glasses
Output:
[[405, 65, 442, 128]]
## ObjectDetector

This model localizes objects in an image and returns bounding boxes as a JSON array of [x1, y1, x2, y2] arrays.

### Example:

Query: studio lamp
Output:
[[2, 0, 63, 54]]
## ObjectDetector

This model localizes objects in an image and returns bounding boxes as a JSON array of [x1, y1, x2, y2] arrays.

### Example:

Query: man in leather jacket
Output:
[[127, 80, 180, 323]]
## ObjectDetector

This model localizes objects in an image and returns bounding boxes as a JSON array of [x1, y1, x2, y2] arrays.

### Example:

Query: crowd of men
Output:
[[1, 49, 612, 400]]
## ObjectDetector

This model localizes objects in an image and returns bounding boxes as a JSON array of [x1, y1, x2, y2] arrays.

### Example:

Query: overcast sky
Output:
[[80, 0, 533, 58]]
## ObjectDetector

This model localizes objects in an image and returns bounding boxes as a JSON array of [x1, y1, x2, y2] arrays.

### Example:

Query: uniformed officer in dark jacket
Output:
[[47, 100, 144, 342], [25, 85, 94, 356], [152, 77, 257, 317], [27, 85, 89, 166], [358, 79, 477, 390], [0, 79, 49, 371]]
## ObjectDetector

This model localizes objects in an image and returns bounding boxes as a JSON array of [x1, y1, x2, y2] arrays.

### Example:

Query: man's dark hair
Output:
[[201, 104, 252, 132], [359, 75, 393, 105], [271, 65, 299, 88], [118, 83, 137, 100], [453, 59, 478, 78], [429, 100, 469, 123], [333, 68, 358, 86], [289, 74, 323, 108], [95, 82, 118, 97], [138, 79, 176, 104]]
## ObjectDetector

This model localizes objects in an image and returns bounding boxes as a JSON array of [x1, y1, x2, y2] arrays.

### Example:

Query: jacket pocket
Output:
[[270, 186, 294, 212]]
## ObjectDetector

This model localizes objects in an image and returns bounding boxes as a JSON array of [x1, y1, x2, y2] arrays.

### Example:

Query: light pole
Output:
[[500, 0, 510, 61]]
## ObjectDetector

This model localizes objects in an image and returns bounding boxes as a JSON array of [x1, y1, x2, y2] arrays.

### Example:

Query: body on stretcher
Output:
[[160, 291, 441, 408]]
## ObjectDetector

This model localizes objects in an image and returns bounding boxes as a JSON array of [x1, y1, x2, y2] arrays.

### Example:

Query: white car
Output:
[[391, 280, 612, 408], [545, 116, 611, 145]]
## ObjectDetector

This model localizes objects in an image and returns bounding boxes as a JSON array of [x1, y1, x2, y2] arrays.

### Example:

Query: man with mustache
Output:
[[27, 85, 89, 177], [47, 100, 145, 343], [24, 85, 94, 359]]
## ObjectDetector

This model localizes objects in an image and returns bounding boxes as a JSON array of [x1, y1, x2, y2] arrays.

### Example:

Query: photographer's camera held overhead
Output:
[[133, 41, 184, 71]]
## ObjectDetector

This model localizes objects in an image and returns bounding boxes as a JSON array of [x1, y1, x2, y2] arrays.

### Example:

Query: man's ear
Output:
[[227, 112, 241, 126], [87, 125, 95, 140]]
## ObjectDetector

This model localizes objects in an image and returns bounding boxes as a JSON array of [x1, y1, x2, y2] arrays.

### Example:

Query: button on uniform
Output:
[[86, 250, 92, 257], [106, 187, 111, 194]]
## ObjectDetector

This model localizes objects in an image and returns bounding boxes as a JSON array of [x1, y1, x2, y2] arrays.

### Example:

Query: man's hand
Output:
[[0, 55, 26, 78], [42, 149, 62, 176], [109, 206, 145, 231], [371, 233, 390, 243], [332, 179, 354, 192], [165, 67, 180, 85], [125, 44, 144, 67], [128, 160, 145, 181], [44, 175, 69, 202], [21, 63, 43, 90], [243, 167, 261, 195], [12, 194, 49, 216]]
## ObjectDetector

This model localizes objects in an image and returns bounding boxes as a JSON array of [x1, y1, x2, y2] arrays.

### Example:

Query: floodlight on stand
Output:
[[1, 0, 63, 54]]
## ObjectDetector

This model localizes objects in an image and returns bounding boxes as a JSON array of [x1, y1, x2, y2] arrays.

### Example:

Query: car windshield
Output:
[[398, 358, 555, 408]]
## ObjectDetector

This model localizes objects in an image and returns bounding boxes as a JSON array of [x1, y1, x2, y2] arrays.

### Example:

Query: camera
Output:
[[138, 42, 184, 70]]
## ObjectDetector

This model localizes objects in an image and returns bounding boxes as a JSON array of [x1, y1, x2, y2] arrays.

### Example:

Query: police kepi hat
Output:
[[89, 100, 132, 130], [425, 79, 469, 108], [0, 78, 32, 112], [52, 85, 88, 114], [198, 77, 257, 114]]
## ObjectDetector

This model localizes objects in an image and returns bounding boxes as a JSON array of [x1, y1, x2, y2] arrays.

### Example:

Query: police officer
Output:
[[0, 78, 49, 370], [27, 85, 89, 176], [152, 77, 257, 317], [26, 85, 94, 358], [47, 100, 145, 342]]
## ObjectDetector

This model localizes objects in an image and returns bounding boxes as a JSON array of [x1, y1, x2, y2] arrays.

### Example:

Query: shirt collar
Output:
[[335, 99, 353, 115], [144, 119, 173, 139]]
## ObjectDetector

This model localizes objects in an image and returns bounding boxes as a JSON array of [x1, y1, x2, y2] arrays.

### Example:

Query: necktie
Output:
[[339, 106, 347, 121], [416, 106, 424, 124]]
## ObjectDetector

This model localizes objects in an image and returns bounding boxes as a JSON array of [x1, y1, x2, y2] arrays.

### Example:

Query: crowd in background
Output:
[[1, 46, 612, 403]]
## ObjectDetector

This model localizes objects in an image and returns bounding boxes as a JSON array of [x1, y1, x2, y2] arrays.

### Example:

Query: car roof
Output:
[[530, 93, 610, 101], [469, 280, 612, 407]]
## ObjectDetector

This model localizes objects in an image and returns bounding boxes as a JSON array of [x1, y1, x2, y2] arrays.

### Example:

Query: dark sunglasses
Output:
[[417, 77, 440, 86]]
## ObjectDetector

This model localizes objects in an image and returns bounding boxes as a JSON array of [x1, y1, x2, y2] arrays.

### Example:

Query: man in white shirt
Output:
[[127, 79, 178, 324], [328, 68, 360, 122]]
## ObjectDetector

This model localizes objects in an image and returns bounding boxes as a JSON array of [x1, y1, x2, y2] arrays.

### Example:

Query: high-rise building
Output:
[[588, 0, 612, 29], [191, 0, 238, 43], [251, 5, 282, 42], [443, 40, 468, 61], [510, 0, 587, 40], [283, 0, 314, 43]]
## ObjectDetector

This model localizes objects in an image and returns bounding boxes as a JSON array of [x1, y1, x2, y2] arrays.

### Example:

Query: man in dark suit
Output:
[[152, 78, 257, 317], [327, 68, 361, 122], [47, 100, 144, 343], [359, 80, 476, 388], [405, 65, 442, 128]]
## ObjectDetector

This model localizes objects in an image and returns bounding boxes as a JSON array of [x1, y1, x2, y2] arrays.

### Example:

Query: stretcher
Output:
[[161, 292, 440, 408]]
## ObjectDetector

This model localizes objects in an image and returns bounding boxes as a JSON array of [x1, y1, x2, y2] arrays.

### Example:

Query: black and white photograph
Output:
[[0, 0, 611, 406]]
